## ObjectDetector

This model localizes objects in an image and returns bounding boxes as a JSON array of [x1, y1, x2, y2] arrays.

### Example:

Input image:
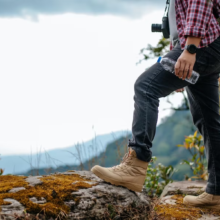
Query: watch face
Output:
[[188, 44, 197, 54]]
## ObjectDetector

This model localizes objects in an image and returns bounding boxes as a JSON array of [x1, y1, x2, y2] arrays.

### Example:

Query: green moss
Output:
[[107, 204, 116, 219], [0, 173, 96, 218]]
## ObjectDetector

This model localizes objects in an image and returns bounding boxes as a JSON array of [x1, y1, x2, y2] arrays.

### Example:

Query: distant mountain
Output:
[[0, 130, 129, 175], [18, 135, 132, 176], [18, 105, 201, 181]]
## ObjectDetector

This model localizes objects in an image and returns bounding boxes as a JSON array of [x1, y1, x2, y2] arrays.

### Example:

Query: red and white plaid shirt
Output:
[[170, 0, 220, 50]]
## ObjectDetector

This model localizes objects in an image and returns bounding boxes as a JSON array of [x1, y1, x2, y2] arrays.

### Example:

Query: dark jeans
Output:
[[128, 37, 220, 195]]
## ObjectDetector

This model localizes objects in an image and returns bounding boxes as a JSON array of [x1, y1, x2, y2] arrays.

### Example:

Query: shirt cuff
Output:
[[184, 26, 206, 38]]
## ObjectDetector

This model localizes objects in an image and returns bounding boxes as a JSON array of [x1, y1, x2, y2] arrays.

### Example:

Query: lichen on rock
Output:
[[0, 171, 151, 220], [2, 172, 218, 219], [158, 181, 220, 220], [0, 172, 96, 219]]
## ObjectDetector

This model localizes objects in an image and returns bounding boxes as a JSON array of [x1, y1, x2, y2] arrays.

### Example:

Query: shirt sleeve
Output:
[[184, 0, 213, 38]]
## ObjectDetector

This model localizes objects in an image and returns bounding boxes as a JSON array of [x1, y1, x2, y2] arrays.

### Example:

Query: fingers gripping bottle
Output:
[[157, 56, 200, 84]]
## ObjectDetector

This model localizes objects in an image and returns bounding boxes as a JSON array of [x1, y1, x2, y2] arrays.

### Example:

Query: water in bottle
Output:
[[157, 56, 200, 84]]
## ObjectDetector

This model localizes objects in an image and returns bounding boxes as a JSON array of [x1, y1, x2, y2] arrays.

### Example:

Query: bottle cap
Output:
[[157, 56, 162, 63]]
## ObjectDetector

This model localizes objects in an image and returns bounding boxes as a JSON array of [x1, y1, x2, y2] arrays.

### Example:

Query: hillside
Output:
[[1, 131, 127, 175], [18, 105, 200, 181]]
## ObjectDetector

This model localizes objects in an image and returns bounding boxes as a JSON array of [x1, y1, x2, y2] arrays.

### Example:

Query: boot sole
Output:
[[183, 200, 220, 210], [91, 167, 143, 192]]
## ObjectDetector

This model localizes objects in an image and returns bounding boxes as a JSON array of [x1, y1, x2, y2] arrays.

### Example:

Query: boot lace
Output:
[[198, 192, 208, 199], [112, 152, 132, 171]]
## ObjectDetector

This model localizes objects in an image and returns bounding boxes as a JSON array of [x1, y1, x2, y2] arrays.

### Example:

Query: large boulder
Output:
[[1, 171, 220, 220], [0, 171, 150, 220]]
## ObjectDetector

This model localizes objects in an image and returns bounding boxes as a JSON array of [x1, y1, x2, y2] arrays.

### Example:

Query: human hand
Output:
[[175, 50, 196, 80]]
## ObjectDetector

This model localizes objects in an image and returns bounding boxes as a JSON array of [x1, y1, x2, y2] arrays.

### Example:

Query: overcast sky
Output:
[[0, 0, 164, 20], [0, 1, 185, 156]]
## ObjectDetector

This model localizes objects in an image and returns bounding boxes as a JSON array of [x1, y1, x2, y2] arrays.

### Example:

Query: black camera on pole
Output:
[[151, 0, 170, 39]]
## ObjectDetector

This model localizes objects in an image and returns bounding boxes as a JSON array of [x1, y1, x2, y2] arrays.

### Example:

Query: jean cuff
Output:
[[128, 141, 152, 162]]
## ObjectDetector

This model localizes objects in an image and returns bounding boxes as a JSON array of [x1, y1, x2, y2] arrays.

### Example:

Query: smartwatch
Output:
[[184, 44, 198, 54]]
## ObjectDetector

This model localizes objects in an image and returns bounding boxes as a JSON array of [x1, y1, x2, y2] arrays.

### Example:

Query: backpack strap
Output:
[[164, 0, 170, 17]]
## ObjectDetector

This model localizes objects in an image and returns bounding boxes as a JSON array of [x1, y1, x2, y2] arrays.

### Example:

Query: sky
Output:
[[0, 0, 165, 20], [0, 0, 185, 156]]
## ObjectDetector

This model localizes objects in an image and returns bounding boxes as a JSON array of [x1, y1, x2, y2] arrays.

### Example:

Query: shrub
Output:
[[177, 131, 208, 180], [144, 156, 176, 197]]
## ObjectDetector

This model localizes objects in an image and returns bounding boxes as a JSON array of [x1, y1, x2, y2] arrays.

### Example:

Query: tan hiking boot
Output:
[[183, 192, 220, 210], [91, 148, 149, 192]]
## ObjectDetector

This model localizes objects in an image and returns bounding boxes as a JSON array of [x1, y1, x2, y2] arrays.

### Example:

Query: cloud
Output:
[[0, 0, 164, 20]]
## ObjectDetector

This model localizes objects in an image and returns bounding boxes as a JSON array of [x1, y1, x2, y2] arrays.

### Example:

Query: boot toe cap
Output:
[[183, 195, 198, 205], [91, 165, 101, 173], [91, 165, 104, 174], [91, 165, 121, 181], [183, 195, 203, 206]]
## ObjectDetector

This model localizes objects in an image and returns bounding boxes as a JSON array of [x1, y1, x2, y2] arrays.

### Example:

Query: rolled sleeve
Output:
[[184, 0, 213, 38], [184, 26, 206, 38]]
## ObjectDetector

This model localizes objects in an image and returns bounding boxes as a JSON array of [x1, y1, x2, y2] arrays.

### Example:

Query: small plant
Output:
[[107, 204, 116, 219], [145, 156, 176, 197], [177, 131, 208, 180], [137, 36, 170, 65], [0, 155, 3, 176]]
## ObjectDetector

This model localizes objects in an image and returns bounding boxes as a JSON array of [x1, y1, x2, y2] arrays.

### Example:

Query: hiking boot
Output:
[[183, 192, 220, 210], [91, 148, 149, 192]]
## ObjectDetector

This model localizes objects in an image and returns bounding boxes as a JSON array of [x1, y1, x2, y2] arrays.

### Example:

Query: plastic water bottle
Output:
[[157, 56, 200, 84]]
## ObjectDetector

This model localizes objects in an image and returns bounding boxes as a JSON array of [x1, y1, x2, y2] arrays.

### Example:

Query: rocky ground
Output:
[[158, 181, 220, 219], [0, 171, 220, 220]]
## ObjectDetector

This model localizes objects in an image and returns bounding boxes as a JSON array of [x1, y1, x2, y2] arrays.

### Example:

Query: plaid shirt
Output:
[[170, 0, 220, 50]]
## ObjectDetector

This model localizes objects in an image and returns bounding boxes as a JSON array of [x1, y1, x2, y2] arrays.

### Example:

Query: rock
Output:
[[72, 180, 95, 185], [160, 180, 206, 198], [197, 214, 220, 220], [8, 187, 26, 193], [63, 171, 150, 218], [3, 171, 218, 220], [64, 200, 76, 209], [72, 180, 79, 185], [67, 171, 150, 219], [71, 180, 150, 218], [29, 197, 47, 204], [25, 176, 43, 187], [64, 170, 102, 182], [157, 180, 220, 220], [160, 195, 177, 205], [0, 171, 151, 220], [0, 199, 25, 216]]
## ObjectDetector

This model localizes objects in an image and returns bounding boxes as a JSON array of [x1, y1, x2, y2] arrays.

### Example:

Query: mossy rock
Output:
[[0, 171, 150, 220], [157, 181, 220, 219]]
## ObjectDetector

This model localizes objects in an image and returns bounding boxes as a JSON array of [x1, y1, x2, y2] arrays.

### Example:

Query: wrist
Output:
[[182, 50, 196, 59], [186, 36, 201, 47], [183, 49, 196, 56]]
